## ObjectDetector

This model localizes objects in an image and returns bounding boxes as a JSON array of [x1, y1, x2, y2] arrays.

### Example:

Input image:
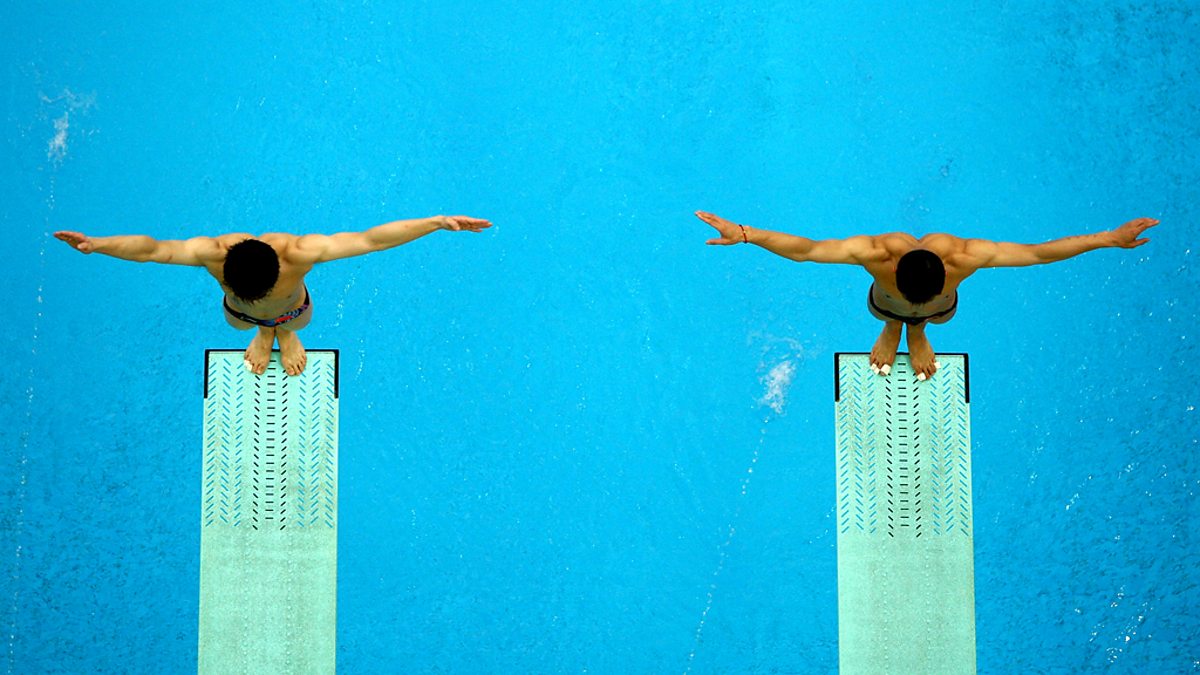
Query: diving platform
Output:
[[198, 350, 339, 673], [834, 352, 976, 674]]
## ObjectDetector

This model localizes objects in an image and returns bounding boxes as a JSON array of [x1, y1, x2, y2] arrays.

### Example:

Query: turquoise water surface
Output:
[[3, 2, 1198, 672]]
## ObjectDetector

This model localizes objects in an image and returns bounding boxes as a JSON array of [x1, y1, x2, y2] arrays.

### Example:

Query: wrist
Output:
[[90, 235, 155, 260], [739, 224, 752, 244]]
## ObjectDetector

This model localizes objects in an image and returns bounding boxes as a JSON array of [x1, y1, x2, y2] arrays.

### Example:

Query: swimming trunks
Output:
[[224, 287, 311, 328], [868, 283, 957, 326]]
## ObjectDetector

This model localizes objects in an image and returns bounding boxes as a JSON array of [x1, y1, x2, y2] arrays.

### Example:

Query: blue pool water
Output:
[[3, 2, 1198, 672]]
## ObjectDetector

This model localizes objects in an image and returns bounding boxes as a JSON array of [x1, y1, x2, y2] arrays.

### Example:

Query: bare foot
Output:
[[870, 321, 903, 376], [906, 325, 939, 380], [276, 329, 307, 376], [244, 327, 275, 376]]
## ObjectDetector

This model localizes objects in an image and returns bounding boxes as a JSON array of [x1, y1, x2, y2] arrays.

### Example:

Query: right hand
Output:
[[54, 231, 96, 254], [695, 211, 746, 245], [1110, 217, 1159, 249]]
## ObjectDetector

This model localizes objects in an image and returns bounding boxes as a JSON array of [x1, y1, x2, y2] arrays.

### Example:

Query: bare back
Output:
[[862, 233, 981, 314], [203, 233, 316, 318]]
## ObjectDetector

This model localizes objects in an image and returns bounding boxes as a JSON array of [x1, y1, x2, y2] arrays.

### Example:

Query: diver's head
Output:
[[895, 249, 945, 305], [223, 239, 280, 303]]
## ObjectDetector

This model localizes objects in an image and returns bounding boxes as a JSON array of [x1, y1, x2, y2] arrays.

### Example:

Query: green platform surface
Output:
[[199, 350, 339, 674], [835, 353, 976, 675]]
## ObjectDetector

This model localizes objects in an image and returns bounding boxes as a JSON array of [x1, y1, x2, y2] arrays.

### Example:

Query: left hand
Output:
[[440, 215, 492, 232], [1110, 217, 1159, 248]]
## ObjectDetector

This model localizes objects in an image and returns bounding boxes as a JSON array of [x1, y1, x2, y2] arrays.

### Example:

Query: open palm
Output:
[[442, 215, 492, 232], [1112, 218, 1159, 248], [54, 231, 95, 253], [696, 211, 744, 245]]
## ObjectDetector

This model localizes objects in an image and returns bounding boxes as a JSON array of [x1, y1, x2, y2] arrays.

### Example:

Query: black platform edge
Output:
[[204, 349, 341, 399], [834, 352, 969, 404]]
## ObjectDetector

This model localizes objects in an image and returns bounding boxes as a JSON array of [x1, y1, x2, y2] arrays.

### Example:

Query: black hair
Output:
[[223, 239, 280, 303], [895, 249, 945, 305]]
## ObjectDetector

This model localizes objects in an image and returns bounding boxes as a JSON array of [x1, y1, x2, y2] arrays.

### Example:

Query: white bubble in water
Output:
[[759, 360, 796, 414], [47, 113, 69, 162]]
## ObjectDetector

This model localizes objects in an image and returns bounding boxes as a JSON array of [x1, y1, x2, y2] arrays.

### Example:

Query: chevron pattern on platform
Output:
[[835, 353, 972, 538], [202, 351, 338, 529]]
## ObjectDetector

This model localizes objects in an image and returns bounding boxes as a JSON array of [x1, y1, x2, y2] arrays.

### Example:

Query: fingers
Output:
[[696, 210, 742, 244], [446, 216, 493, 232], [695, 211, 725, 228], [54, 231, 92, 252]]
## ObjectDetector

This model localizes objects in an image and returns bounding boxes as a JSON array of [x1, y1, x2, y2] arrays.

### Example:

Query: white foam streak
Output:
[[759, 360, 796, 414], [47, 113, 69, 162], [40, 88, 96, 165]]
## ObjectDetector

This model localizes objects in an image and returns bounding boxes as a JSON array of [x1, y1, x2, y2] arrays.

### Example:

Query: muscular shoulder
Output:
[[917, 233, 981, 278], [259, 232, 322, 266], [211, 233, 256, 251], [207, 232, 313, 267]]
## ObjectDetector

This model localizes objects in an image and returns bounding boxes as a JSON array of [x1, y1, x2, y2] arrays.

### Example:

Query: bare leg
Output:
[[276, 327, 307, 376], [244, 326, 276, 376], [906, 322, 939, 380], [870, 320, 903, 376]]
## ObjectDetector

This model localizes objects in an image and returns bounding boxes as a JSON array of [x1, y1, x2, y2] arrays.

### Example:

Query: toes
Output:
[[914, 363, 938, 381]]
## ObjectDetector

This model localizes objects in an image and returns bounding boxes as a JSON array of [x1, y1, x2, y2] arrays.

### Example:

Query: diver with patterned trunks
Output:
[[696, 211, 1158, 380], [55, 215, 492, 376]]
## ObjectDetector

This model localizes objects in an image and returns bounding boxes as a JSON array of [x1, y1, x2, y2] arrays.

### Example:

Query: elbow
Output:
[[1031, 245, 1055, 265], [362, 232, 388, 254]]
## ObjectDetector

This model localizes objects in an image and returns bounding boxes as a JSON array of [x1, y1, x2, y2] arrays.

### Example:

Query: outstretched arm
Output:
[[54, 231, 221, 266], [963, 217, 1159, 268], [696, 211, 880, 265], [294, 215, 492, 263]]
